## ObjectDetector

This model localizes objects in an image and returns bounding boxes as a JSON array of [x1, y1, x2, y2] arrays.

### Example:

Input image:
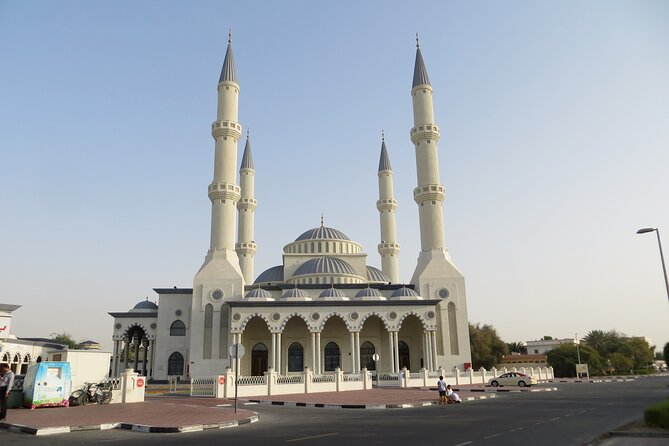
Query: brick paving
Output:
[[3, 396, 254, 429]]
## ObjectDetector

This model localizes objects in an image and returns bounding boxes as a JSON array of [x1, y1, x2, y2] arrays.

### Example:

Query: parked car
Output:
[[487, 372, 537, 387]]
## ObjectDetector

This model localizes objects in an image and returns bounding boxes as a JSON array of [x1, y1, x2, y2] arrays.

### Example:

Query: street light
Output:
[[636, 227, 669, 303]]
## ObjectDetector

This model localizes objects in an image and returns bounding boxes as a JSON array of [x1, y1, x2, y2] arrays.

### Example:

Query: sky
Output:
[[1, 1, 668, 353]]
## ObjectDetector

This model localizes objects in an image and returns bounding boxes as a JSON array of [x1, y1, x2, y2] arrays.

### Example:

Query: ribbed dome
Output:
[[245, 288, 273, 299], [391, 287, 419, 298], [295, 226, 350, 242], [319, 287, 349, 300], [355, 287, 383, 298], [133, 300, 158, 310], [254, 265, 284, 283], [366, 266, 390, 283], [282, 288, 310, 300], [294, 257, 357, 277]]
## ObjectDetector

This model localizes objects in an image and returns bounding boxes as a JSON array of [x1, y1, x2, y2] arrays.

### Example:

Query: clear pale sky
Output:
[[1, 1, 668, 352]]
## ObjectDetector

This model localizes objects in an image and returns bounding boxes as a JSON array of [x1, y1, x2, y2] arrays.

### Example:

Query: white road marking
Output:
[[453, 442, 473, 446], [484, 433, 501, 439], [286, 432, 340, 442], [549, 417, 561, 421]]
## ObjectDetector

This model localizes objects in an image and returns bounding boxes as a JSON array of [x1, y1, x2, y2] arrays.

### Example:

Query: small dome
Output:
[[254, 265, 284, 284], [282, 288, 311, 300], [132, 300, 158, 310], [355, 287, 383, 299], [319, 287, 349, 301], [295, 226, 350, 242], [245, 288, 273, 299], [294, 257, 358, 277], [391, 287, 419, 298], [366, 266, 390, 283]]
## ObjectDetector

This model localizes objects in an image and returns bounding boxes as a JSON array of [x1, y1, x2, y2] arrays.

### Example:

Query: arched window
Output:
[[36, 355, 43, 363], [448, 302, 459, 355], [360, 341, 376, 370], [168, 352, 184, 376], [324, 342, 340, 371], [203, 304, 213, 359], [1, 353, 8, 362], [311, 242, 315, 252], [398, 341, 410, 370], [251, 343, 268, 376], [170, 320, 186, 336], [288, 342, 304, 372]]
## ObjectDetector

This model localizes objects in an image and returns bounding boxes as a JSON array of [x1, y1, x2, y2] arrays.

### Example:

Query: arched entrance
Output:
[[167, 352, 184, 376], [324, 342, 341, 371], [288, 342, 304, 372], [398, 341, 410, 370], [251, 343, 268, 376], [360, 341, 376, 370]]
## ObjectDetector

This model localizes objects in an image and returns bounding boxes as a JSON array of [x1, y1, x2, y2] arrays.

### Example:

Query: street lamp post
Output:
[[636, 227, 669, 303]]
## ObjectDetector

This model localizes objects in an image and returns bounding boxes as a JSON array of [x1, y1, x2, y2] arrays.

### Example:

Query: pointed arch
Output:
[[324, 341, 341, 371], [239, 312, 273, 332], [168, 351, 184, 376], [396, 311, 429, 330], [319, 312, 352, 331]]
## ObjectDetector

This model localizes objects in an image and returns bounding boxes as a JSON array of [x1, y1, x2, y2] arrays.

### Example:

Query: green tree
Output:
[[547, 344, 603, 377], [663, 342, 669, 364], [609, 352, 633, 372], [469, 323, 509, 369], [506, 341, 526, 354], [50, 332, 77, 349]]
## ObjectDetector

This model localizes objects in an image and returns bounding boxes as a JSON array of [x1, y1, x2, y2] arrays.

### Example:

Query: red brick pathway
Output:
[[4, 396, 254, 429]]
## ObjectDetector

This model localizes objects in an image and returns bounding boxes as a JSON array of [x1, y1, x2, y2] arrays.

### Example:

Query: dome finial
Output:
[[416, 33, 420, 48], [381, 129, 385, 141], [228, 29, 232, 44], [320, 213, 324, 227], [247, 128, 250, 140]]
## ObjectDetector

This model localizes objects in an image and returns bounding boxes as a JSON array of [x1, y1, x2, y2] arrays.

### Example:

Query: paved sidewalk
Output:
[[0, 396, 257, 435]]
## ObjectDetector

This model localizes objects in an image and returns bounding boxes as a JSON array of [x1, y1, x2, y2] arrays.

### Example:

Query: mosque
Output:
[[109, 35, 472, 381]]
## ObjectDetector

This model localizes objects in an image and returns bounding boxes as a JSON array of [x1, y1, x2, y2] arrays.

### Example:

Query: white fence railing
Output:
[[189, 366, 555, 398]]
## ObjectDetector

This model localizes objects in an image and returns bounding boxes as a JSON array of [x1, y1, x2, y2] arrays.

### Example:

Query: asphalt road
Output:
[[2, 376, 668, 446]]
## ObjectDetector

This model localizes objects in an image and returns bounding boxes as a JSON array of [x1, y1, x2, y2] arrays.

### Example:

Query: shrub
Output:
[[644, 398, 669, 429]]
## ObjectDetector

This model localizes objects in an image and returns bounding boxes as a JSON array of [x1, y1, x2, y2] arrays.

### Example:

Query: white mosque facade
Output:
[[109, 36, 472, 381]]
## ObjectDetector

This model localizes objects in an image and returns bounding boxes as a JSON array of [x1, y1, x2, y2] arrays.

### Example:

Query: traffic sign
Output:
[[372, 353, 380, 362], [229, 343, 246, 359]]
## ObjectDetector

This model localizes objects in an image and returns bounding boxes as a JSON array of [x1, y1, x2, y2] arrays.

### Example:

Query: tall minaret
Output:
[[207, 32, 243, 258], [236, 131, 257, 284], [377, 132, 400, 283], [410, 36, 446, 255]]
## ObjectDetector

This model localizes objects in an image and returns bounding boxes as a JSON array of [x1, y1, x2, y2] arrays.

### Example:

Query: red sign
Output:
[[137, 378, 144, 388], [218, 376, 225, 385], [464, 362, 472, 371]]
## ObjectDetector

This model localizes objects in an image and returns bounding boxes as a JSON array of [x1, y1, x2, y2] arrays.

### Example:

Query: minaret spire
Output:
[[236, 130, 257, 284], [409, 38, 446, 254], [377, 132, 400, 283]]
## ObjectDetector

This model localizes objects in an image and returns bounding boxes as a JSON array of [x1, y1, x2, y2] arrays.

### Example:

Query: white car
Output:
[[487, 372, 537, 387]]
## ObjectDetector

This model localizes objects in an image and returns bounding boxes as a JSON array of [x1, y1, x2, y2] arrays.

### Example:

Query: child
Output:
[[437, 376, 447, 404]]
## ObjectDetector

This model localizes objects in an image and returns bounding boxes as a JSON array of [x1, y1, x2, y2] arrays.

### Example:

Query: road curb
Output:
[[243, 394, 495, 409], [608, 431, 669, 439], [0, 414, 259, 436], [468, 387, 558, 393]]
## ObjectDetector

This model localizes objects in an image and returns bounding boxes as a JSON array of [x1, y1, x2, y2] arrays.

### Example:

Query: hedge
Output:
[[644, 398, 669, 429]]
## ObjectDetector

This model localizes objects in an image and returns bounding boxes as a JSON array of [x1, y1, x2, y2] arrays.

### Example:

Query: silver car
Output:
[[488, 372, 537, 387]]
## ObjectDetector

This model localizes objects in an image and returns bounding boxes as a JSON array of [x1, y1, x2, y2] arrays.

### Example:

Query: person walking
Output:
[[437, 376, 447, 404], [0, 363, 15, 421]]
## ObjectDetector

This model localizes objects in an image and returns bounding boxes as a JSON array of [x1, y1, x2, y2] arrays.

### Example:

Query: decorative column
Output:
[[430, 331, 438, 370], [354, 332, 361, 373], [112, 340, 120, 377], [387, 332, 395, 372], [276, 332, 282, 374], [271, 333, 277, 370], [349, 332, 356, 373], [142, 339, 149, 376], [123, 337, 130, 370], [422, 331, 430, 371], [133, 336, 140, 372], [315, 332, 321, 374], [311, 332, 317, 371], [149, 339, 156, 378], [393, 332, 400, 373]]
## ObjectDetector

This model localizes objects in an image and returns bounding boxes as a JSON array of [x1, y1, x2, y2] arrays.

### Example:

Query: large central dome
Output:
[[295, 226, 350, 242]]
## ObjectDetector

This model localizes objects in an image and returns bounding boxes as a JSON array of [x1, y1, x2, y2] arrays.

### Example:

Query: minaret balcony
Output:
[[376, 198, 398, 211], [378, 242, 400, 255], [235, 242, 257, 254], [208, 182, 241, 202], [413, 184, 446, 204], [211, 120, 242, 140], [237, 198, 257, 210], [410, 124, 440, 144]]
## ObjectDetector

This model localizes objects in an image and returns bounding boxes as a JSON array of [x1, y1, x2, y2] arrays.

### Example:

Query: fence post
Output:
[[490, 366, 497, 378], [480, 367, 486, 384], [215, 375, 226, 398], [304, 367, 312, 393], [266, 369, 278, 396], [421, 368, 429, 387], [361, 368, 369, 390], [224, 368, 234, 398], [468, 367, 474, 384], [335, 367, 343, 391], [455, 368, 460, 385]]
